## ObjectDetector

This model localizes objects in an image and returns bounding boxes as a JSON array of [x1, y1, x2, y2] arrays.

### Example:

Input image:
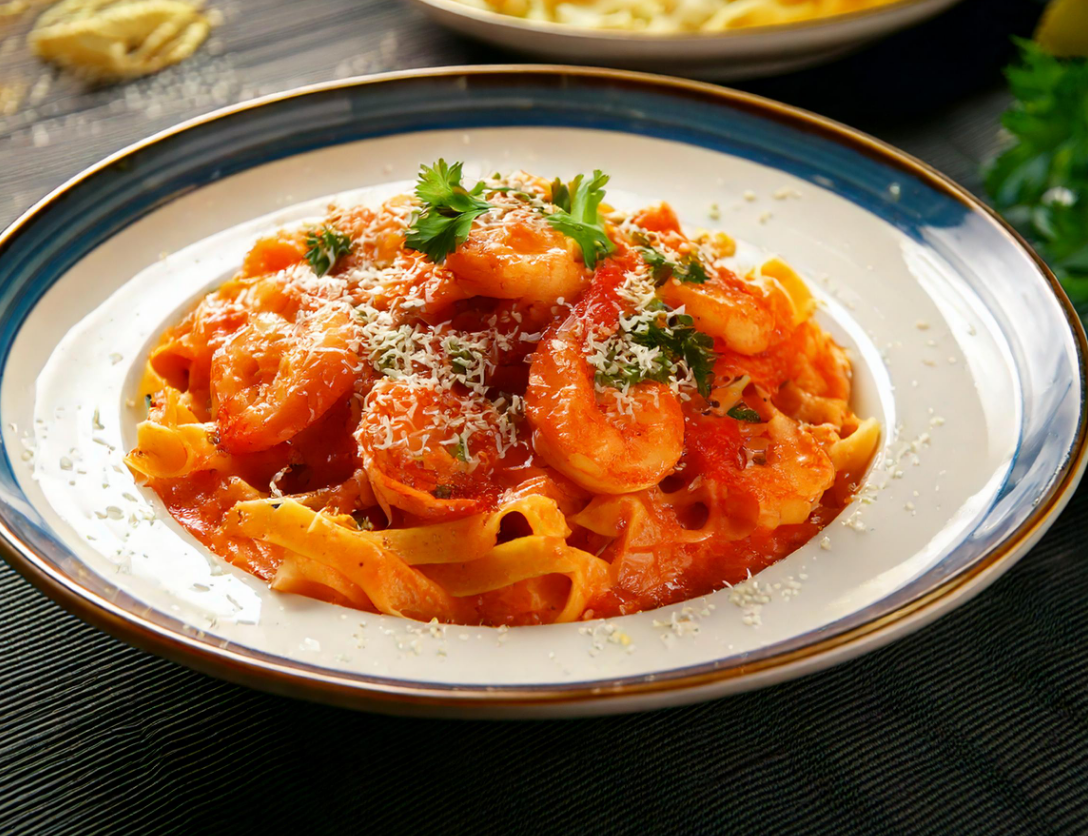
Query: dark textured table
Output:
[[4, 1, 1087, 833]]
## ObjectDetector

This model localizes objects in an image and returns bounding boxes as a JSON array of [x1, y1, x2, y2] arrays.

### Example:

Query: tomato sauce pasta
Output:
[[126, 163, 880, 626]]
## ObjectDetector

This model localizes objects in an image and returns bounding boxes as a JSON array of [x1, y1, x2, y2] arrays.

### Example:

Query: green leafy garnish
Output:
[[595, 311, 716, 398], [404, 160, 495, 264], [304, 227, 353, 277], [432, 485, 454, 500], [638, 246, 709, 286], [985, 40, 1088, 314], [144, 394, 152, 414], [451, 436, 469, 463], [445, 339, 473, 376], [727, 403, 762, 423], [546, 171, 616, 270], [650, 314, 717, 398], [639, 247, 672, 283]]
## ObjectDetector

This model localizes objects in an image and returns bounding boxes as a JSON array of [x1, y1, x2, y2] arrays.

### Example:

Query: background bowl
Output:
[[404, 0, 966, 80]]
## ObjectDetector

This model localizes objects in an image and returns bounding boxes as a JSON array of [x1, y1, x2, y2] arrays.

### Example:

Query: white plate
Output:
[[0, 68, 1083, 717]]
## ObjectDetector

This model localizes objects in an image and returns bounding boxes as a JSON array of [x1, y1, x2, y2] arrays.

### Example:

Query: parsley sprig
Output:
[[638, 246, 710, 286], [726, 403, 762, 423], [595, 309, 716, 398], [985, 40, 1088, 314], [445, 338, 475, 377], [547, 171, 616, 270], [405, 160, 495, 264], [305, 227, 353, 277]]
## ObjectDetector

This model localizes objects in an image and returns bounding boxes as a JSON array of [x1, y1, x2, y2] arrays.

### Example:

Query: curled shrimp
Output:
[[211, 298, 362, 455], [525, 316, 685, 494], [445, 206, 590, 304], [356, 378, 505, 520], [738, 410, 836, 528], [659, 268, 795, 355], [788, 319, 852, 400], [683, 388, 835, 529], [625, 204, 791, 355]]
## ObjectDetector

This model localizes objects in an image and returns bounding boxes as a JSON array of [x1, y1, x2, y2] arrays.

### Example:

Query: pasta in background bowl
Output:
[[457, 0, 901, 34], [0, 69, 1082, 717], [401, 0, 966, 79]]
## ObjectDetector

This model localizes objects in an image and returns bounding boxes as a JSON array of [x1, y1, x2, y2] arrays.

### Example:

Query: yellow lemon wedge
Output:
[[1036, 0, 1088, 57]]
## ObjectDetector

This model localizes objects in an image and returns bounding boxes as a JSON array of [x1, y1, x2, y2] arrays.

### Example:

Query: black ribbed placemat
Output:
[[3, 0, 1083, 833], [2, 486, 1085, 835]]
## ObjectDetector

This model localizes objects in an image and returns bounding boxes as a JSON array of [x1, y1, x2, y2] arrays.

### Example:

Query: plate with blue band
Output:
[[0, 67, 1083, 718]]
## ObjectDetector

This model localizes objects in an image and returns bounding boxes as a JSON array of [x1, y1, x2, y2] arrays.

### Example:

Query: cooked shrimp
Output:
[[739, 410, 836, 528], [356, 378, 504, 520], [773, 380, 850, 429], [446, 207, 590, 304], [211, 300, 362, 454], [240, 232, 308, 278], [329, 197, 410, 269], [788, 319, 852, 400], [659, 269, 794, 355], [697, 406, 834, 529], [325, 196, 479, 316], [526, 316, 685, 494]]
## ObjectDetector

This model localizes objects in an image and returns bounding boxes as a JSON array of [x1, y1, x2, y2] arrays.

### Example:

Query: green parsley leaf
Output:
[[639, 247, 672, 284], [304, 226, 353, 277], [546, 171, 616, 270], [596, 309, 717, 398], [678, 329, 716, 398], [676, 258, 709, 285], [727, 403, 762, 423], [432, 485, 454, 500], [985, 40, 1088, 316], [445, 338, 476, 378], [405, 159, 495, 264], [637, 246, 709, 286], [451, 435, 469, 463]]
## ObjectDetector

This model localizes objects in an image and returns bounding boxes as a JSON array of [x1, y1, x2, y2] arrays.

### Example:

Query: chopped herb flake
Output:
[[305, 226, 353, 277], [638, 246, 709, 286], [727, 403, 762, 423], [595, 308, 717, 398], [445, 338, 475, 378]]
